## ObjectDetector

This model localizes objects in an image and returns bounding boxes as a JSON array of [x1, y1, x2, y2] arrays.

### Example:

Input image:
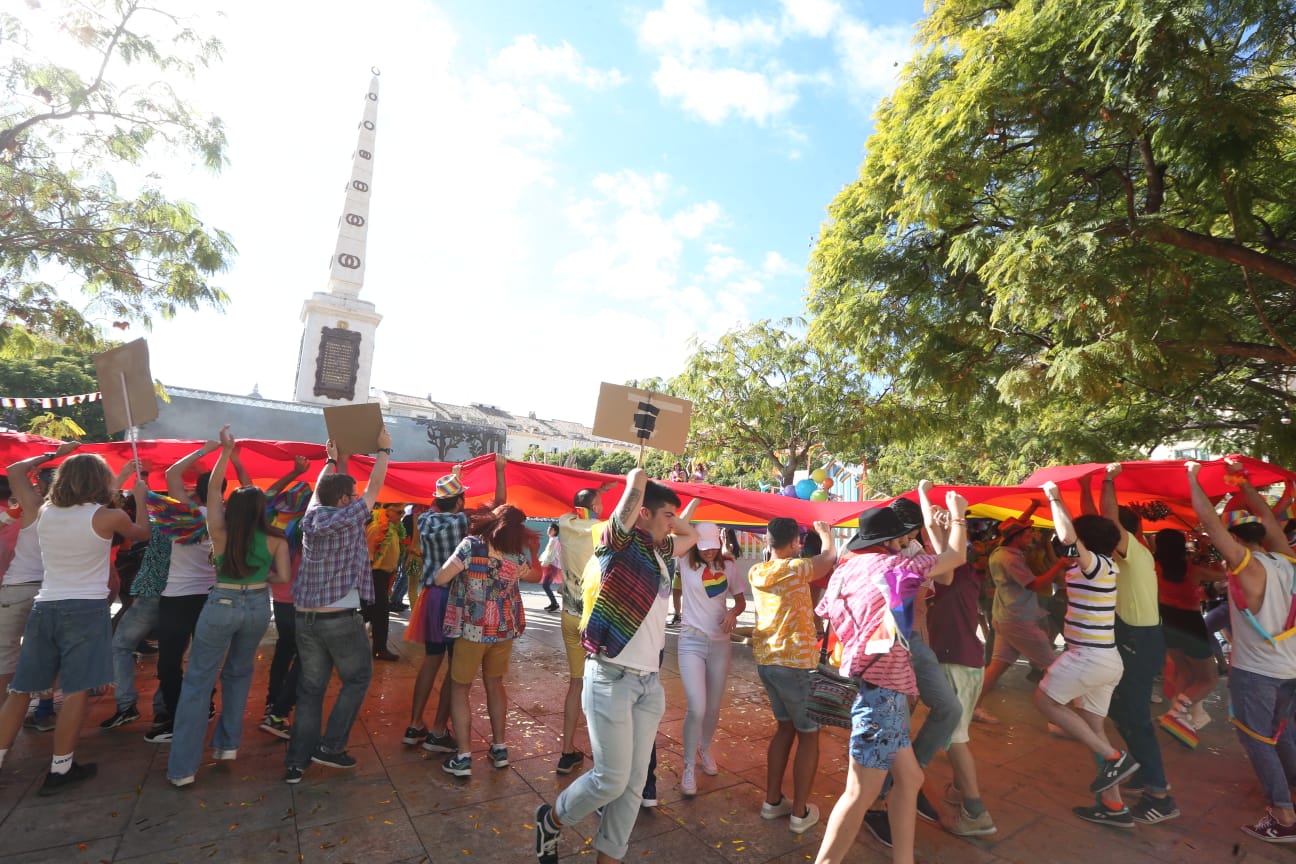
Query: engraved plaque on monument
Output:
[[314, 326, 362, 400]]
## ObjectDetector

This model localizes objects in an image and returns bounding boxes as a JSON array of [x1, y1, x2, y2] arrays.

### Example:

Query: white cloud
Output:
[[640, 0, 780, 59], [780, 0, 842, 37], [833, 20, 912, 95], [491, 35, 627, 91], [652, 57, 806, 126]]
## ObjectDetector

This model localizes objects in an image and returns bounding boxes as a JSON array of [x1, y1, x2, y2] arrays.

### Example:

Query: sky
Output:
[[27, 0, 928, 425]]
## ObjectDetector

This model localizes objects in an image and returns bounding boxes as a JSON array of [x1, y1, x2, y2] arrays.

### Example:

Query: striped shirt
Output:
[[1063, 552, 1118, 648], [579, 512, 673, 665]]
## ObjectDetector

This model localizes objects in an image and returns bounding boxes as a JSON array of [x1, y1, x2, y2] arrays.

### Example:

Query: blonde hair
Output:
[[47, 454, 115, 508]]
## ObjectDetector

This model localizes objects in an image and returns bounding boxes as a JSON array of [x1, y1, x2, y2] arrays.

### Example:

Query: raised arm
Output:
[[1044, 481, 1093, 573], [916, 481, 946, 554], [1100, 462, 1131, 557], [360, 426, 392, 510], [229, 444, 253, 488], [95, 471, 151, 543], [1230, 460, 1296, 559], [311, 440, 340, 507], [1078, 472, 1097, 516], [7, 441, 78, 523], [167, 439, 219, 501], [927, 491, 969, 583], [490, 453, 508, 508], [809, 520, 838, 580], [267, 456, 310, 497], [205, 426, 235, 552], [669, 497, 702, 557], [613, 468, 649, 533]]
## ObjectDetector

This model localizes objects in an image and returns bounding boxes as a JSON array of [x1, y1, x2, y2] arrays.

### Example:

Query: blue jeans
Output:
[[880, 632, 961, 796], [167, 587, 271, 781], [111, 596, 161, 711], [1109, 618, 1168, 794], [1230, 667, 1296, 809], [286, 610, 373, 769], [556, 657, 665, 860]]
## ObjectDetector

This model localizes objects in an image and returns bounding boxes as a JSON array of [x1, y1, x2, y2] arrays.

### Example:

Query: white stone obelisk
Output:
[[294, 70, 384, 405]]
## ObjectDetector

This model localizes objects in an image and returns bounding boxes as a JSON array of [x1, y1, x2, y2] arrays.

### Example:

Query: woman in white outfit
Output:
[[676, 522, 746, 795]]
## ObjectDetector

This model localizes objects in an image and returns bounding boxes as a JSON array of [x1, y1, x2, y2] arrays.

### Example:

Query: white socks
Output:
[[51, 753, 72, 775]]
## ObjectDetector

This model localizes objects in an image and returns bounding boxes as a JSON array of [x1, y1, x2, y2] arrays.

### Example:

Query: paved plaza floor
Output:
[[0, 586, 1282, 863]]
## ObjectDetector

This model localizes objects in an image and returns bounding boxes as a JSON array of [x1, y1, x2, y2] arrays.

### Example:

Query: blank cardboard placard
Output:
[[591, 382, 691, 454], [93, 339, 159, 435], [323, 402, 384, 456]]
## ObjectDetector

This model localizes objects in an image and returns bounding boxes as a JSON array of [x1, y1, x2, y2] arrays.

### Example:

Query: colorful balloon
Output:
[[821, 477, 834, 490], [810, 468, 827, 483], [809, 489, 829, 502], [795, 478, 818, 499], [782, 484, 798, 497]]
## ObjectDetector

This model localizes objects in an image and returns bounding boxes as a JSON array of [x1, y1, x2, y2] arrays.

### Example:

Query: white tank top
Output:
[[5, 521, 45, 584], [35, 503, 111, 602], [1230, 550, 1296, 680]]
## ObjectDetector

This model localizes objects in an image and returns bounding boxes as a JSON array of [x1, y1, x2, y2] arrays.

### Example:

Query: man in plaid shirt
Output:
[[403, 455, 507, 752], [284, 429, 392, 784]]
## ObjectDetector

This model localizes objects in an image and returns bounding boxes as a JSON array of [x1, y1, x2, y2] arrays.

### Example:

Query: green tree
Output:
[[0, 339, 107, 440], [642, 319, 878, 486], [809, 0, 1296, 467], [1, 0, 233, 352]]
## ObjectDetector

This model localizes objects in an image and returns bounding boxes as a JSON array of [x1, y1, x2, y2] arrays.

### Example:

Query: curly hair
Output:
[[47, 454, 115, 508]]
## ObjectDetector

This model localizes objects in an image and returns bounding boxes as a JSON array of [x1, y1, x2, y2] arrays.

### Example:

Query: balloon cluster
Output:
[[778, 468, 835, 501]]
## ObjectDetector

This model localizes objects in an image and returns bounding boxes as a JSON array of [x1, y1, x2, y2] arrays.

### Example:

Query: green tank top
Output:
[[214, 530, 273, 585]]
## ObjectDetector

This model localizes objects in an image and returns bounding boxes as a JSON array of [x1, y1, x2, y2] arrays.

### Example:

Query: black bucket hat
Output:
[[846, 507, 910, 552]]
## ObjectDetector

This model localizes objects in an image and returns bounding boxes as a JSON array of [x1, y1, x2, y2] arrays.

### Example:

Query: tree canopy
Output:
[[1, 0, 233, 352], [640, 319, 880, 486], [809, 0, 1296, 468]]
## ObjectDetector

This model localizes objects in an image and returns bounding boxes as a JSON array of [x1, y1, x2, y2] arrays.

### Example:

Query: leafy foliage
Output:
[[0, 0, 233, 352], [0, 338, 107, 440], [809, 0, 1296, 468]]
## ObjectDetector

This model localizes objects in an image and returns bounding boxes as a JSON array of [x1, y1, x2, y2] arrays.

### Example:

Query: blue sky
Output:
[[32, 0, 930, 423]]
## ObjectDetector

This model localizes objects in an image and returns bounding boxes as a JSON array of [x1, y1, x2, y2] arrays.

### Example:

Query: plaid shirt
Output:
[[295, 499, 374, 608], [418, 511, 470, 587]]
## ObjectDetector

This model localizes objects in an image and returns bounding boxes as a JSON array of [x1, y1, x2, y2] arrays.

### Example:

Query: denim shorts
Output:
[[849, 683, 912, 770], [10, 599, 112, 695], [757, 664, 819, 733]]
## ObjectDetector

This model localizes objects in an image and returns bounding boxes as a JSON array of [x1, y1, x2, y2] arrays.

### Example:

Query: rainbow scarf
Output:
[[146, 492, 207, 545], [580, 522, 669, 659], [267, 482, 311, 551]]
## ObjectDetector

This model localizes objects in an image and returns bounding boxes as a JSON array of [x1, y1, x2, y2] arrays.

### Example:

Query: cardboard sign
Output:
[[323, 402, 384, 456], [591, 383, 691, 454], [93, 339, 159, 435]]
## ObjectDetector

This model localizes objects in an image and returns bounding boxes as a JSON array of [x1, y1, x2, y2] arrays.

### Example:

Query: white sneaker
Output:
[[699, 749, 719, 776], [169, 775, 195, 788], [681, 764, 697, 796], [790, 803, 820, 834], [212, 749, 238, 761], [761, 796, 794, 819]]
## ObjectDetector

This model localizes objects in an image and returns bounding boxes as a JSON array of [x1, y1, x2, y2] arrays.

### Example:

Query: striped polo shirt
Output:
[[1063, 552, 1118, 648]]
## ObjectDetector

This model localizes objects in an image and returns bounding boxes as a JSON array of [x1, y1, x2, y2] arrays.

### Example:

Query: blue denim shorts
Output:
[[757, 664, 820, 733], [10, 599, 113, 695], [849, 684, 912, 770]]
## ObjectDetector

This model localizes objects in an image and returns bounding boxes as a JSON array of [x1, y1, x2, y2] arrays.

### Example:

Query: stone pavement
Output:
[[0, 585, 1281, 864]]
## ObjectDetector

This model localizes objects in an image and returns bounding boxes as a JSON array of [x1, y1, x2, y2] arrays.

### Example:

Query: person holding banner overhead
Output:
[[284, 428, 392, 784], [167, 427, 292, 787], [0, 451, 150, 795]]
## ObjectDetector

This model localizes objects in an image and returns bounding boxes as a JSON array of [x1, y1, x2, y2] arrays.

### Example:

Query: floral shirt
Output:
[[747, 557, 817, 670]]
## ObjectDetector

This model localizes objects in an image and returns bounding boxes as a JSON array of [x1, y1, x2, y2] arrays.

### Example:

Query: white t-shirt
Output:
[[5, 521, 45, 585], [160, 506, 214, 597], [606, 548, 670, 673], [679, 556, 745, 639], [35, 503, 111, 602]]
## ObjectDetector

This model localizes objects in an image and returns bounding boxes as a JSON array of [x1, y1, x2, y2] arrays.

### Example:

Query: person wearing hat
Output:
[[403, 455, 507, 752], [747, 517, 838, 834], [1188, 461, 1296, 842], [859, 494, 969, 843], [974, 515, 1070, 722], [675, 521, 747, 796], [813, 487, 968, 864]]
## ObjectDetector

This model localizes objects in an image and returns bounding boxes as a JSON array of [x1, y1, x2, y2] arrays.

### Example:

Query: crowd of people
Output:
[[0, 430, 1292, 862]]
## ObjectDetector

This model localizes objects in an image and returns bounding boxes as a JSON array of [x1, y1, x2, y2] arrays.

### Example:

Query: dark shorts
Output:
[[1160, 605, 1212, 660], [10, 599, 113, 695], [424, 639, 456, 657]]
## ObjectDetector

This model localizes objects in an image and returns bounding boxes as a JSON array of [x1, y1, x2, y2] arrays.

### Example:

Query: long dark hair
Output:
[[469, 503, 536, 557], [1154, 528, 1188, 584], [220, 485, 285, 580], [687, 545, 732, 570]]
